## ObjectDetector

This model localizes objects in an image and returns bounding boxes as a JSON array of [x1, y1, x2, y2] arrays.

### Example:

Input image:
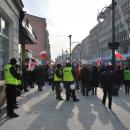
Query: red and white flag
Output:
[[115, 50, 123, 60], [39, 50, 47, 59], [96, 57, 102, 66]]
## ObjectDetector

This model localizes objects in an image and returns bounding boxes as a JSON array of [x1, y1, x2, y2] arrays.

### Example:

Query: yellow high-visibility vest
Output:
[[17, 79, 22, 85], [4, 64, 18, 85], [124, 69, 130, 80], [63, 67, 74, 81], [54, 68, 62, 81]]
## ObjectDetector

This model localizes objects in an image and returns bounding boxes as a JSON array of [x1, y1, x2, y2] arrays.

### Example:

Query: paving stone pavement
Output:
[[0, 84, 130, 130]]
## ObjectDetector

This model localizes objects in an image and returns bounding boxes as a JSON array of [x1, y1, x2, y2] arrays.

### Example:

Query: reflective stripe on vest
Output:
[[63, 67, 74, 81], [54, 68, 62, 81], [4, 64, 18, 85]]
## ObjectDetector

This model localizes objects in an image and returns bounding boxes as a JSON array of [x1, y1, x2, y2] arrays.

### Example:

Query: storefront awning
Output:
[[19, 11, 37, 45]]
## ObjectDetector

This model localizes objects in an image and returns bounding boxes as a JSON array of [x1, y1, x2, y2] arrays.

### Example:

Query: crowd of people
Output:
[[4, 58, 130, 118]]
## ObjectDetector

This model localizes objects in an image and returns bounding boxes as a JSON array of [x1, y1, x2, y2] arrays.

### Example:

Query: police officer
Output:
[[4, 58, 19, 118], [124, 67, 130, 94], [63, 63, 79, 102], [53, 64, 63, 100]]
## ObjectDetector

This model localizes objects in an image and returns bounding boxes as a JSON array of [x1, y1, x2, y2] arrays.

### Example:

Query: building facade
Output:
[[25, 14, 50, 63], [78, 0, 130, 64], [0, 0, 23, 80], [81, 36, 89, 64]]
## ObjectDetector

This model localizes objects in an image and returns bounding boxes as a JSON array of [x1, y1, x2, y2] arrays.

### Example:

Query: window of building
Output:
[[128, 34, 130, 39], [129, 1, 130, 7], [0, 17, 9, 36], [0, 15, 9, 80], [128, 12, 130, 18], [0, 36, 9, 80], [128, 23, 130, 29]]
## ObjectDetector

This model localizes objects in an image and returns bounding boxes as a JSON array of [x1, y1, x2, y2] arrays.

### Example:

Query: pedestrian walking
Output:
[[91, 66, 100, 95], [35, 65, 45, 91], [115, 65, 123, 90], [80, 65, 91, 96], [14, 64, 22, 109], [101, 65, 116, 109], [22, 64, 29, 92], [48, 65, 54, 86], [72, 63, 80, 90]]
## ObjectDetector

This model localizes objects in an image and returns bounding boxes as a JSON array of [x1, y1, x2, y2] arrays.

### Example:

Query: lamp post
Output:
[[68, 35, 72, 64], [111, 0, 117, 71], [97, 0, 119, 71], [65, 50, 69, 63], [79, 44, 83, 66], [62, 49, 69, 63]]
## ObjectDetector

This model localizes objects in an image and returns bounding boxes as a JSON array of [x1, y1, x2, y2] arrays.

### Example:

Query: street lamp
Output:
[[62, 49, 69, 63], [97, 0, 119, 71], [68, 35, 72, 64]]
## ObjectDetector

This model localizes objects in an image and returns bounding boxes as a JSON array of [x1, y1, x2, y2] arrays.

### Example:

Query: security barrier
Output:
[[0, 81, 6, 112]]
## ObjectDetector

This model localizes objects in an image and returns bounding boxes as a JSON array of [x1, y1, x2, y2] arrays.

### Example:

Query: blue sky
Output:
[[22, 0, 111, 60]]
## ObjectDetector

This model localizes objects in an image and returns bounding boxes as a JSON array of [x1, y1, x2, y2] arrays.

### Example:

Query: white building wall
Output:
[[0, 0, 20, 61]]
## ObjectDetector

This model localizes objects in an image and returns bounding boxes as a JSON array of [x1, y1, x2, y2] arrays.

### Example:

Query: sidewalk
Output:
[[0, 84, 130, 130]]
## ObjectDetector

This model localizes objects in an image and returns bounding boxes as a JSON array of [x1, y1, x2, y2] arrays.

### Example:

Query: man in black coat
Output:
[[80, 65, 91, 96], [101, 65, 116, 109]]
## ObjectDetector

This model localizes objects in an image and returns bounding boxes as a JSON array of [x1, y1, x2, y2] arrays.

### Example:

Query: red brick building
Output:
[[25, 14, 50, 62]]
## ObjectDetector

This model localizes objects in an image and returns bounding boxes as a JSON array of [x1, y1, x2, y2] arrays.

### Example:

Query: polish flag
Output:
[[96, 57, 102, 66], [39, 50, 47, 59], [115, 50, 123, 60], [28, 60, 37, 71]]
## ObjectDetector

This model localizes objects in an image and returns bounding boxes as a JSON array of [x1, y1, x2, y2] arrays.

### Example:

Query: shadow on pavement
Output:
[[0, 107, 9, 126], [25, 92, 74, 130], [108, 110, 128, 130], [0, 85, 129, 130], [76, 96, 96, 130], [113, 95, 130, 114]]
